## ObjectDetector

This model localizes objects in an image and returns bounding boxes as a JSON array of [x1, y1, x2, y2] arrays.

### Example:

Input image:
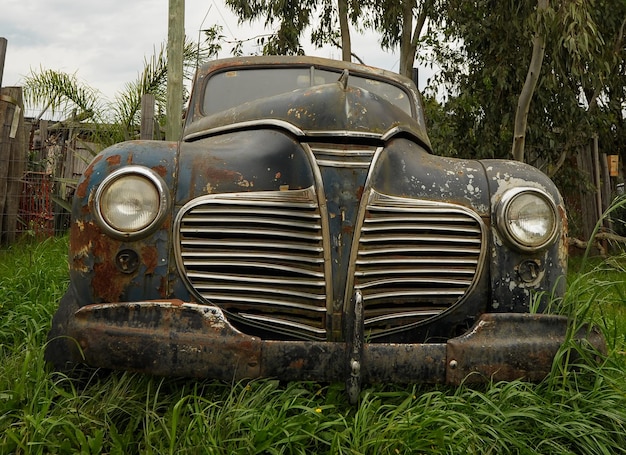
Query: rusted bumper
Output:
[[63, 301, 605, 386]]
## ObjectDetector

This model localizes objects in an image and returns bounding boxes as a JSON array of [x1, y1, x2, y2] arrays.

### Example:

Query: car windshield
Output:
[[202, 67, 414, 117]]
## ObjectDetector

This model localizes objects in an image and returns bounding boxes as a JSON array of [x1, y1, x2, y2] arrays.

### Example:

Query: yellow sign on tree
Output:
[[609, 155, 619, 177]]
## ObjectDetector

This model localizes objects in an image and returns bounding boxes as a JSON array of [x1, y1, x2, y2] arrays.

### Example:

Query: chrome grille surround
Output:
[[174, 187, 330, 340], [352, 190, 487, 338]]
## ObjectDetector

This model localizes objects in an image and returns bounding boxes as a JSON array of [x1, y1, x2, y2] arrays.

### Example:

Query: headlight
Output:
[[94, 166, 169, 239], [496, 188, 559, 252]]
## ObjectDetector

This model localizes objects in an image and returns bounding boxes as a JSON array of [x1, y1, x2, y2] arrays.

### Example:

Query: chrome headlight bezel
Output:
[[496, 187, 560, 252], [93, 166, 170, 240]]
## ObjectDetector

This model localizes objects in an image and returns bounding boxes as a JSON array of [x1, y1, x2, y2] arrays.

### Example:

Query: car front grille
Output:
[[175, 187, 329, 340], [354, 191, 486, 338], [175, 188, 485, 341]]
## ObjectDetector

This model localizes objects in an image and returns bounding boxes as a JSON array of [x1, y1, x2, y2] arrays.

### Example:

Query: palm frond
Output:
[[23, 69, 102, 121]]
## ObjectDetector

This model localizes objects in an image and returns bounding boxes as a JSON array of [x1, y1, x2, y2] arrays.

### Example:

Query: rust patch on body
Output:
[[92, 261, 133, 302], [141, 246, 159, 274], [152, 165, 168, 177], [106, 155, 121, 166], [76, 157, 100, 198], [204, 166, 242, 182]]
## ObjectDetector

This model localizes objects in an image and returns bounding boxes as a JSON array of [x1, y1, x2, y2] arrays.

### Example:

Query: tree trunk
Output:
[[338, 0, 351, 62], [511, 0, 547, 162], [399, 0, 431, 80]]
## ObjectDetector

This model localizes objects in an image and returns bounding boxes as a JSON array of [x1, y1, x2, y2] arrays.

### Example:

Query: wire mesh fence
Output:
[[1, 86, 91, 245]]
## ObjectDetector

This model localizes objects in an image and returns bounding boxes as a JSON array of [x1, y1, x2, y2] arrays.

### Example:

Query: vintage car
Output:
[[46, 56, 603, 401]]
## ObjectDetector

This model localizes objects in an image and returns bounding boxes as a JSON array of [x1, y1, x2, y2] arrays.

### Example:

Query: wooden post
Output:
[[166, 0, 185, 141], [140, 94, 156, 140], [593, 134, 603, 226], [601, 153, 611, 212], [0, 86, 26, 244], [601, 153, 613, 232], [0, 37, 7, 88], [577, 144, 598, 242]]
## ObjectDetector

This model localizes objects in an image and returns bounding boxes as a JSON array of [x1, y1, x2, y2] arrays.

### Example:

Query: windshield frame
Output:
[[200, 65, 416, 119]]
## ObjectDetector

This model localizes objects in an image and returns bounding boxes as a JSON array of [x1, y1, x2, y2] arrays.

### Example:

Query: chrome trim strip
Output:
[[182, 260, 325, 277], [194, 283, 326, 301], [196, 294, 327, 312], [315, 160, 371, 168], [364, 310, 444, 325], [302, 130, 383, 139], [184, 119, 305, 141], [356, 245, 481, 255], [238, 313, 327, 335], [300, 143, 335, 335], [185, 271, 325, 287], [180, 240, 323, 253], [310, 144, 378, 169], [311, 147, 377, 157]]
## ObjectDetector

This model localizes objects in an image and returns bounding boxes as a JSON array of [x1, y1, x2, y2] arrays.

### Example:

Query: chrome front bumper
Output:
[[59, 300, 605, 400]]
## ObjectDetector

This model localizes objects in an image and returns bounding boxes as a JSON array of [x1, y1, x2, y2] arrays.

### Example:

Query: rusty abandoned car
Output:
[[46, 56, 604, 400]]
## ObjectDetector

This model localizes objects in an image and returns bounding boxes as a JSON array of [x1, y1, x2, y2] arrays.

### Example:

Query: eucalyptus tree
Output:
[[426, 0, 622, 169], [356, 0, 435, 78], [224, 0, 321, 56]]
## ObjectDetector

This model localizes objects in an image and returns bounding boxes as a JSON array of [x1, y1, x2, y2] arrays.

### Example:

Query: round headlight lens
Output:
[[100, 175, 160, 231], [499, 189, 558, 251], [94, 166, 169, 238]]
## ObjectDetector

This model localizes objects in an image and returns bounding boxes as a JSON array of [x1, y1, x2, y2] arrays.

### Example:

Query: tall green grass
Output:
[[1, 236, 626, 454]]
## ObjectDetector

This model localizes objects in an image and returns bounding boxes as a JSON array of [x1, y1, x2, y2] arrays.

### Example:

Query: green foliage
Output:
[[425, 0, 626, 182], [0, 236, 69, 349], [1, 237, 626, 453], [224, 0, 315, 55], [23, 69, 101, 122]]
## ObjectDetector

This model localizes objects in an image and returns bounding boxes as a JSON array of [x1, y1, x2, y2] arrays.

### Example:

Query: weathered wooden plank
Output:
[[140, 94, 155, 140], [0, 87, 26, 243], [4, 88, 26, 243]]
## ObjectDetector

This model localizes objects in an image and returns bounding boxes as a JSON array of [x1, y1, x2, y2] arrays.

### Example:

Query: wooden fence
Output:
[[0, 86, 99, 245], [0, 86, 27, 244]]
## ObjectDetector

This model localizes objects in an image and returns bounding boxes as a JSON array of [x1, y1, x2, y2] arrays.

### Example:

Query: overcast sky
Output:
[[1, 0, 419, 117]]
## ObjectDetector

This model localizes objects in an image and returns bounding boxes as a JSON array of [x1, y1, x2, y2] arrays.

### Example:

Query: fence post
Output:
[[140, 94, 156, 140], [0, 37, 7, 87], [0, 86, 26, 244]]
